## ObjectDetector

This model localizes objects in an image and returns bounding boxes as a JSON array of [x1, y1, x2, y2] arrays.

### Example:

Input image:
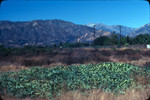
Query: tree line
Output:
[[93, 33, 150, 46], [0, 33, 150, 56], [60, 33, 150, 48]]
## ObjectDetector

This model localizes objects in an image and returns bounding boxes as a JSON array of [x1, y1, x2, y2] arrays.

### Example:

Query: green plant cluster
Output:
[[0, 43, 89, 56], [93, 33, 150, 46], [142, 65, 150, 83], [0, 46, 54, 56], [0, 62, 149, 98], [61, 42, 90, 48]]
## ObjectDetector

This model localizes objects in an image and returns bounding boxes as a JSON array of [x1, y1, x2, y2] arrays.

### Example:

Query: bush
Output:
[[0, 62, 149, 98], [93, 36, 112, 46], [62, 42, 89, 48], [0, 46, 12, 56]]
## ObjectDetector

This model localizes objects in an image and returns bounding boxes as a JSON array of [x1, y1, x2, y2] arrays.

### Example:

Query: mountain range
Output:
[[130, 23, 150, 37], [86, 23, 150, 37], [0, 19, 149, 47], [0, 19, 110, 47]]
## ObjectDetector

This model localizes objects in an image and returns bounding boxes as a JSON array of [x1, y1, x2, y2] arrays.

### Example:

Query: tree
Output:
[[126, 36, 131, 44], [93, 36, 111, 46], [110, 31, 118, 45], [117, 25, 122, 48], [133, 34, 150, 44]]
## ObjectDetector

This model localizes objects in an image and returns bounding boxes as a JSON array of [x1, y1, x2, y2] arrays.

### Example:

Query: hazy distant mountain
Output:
[[129, 23, 150, 37], [0, 19, 148, 47], [0, 19, 111, 47], [86, 23, 136, 36]]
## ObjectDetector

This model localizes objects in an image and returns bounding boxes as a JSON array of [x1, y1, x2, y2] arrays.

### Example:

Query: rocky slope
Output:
[[0, 19, 111, 47], [129, 23, 150, 37], [87, 23, 136, 36], [87, 23, 150, 37]]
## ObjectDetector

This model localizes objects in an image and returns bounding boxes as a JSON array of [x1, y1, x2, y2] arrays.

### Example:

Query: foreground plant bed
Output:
[[0, 62, 149, 99]]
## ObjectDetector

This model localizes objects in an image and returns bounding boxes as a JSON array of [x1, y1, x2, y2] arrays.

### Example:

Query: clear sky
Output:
[[0, 0, 149, 28]]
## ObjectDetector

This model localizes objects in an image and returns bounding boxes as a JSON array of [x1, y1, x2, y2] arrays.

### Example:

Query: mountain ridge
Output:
[[0, 19, 111, 47], [0, 19, 149, 47], [86, 23, 149, 37]]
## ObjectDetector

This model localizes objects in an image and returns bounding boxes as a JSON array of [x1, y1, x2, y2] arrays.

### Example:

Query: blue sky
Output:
[[0, 0, 149, 28]]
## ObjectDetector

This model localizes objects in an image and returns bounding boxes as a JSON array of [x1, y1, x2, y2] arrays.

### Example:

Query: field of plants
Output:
[[0, 46, 150, 100], [0, 62, 150, 100]]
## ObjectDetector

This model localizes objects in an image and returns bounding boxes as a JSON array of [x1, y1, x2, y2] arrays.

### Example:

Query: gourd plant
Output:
[[0, 62, 149, 98]]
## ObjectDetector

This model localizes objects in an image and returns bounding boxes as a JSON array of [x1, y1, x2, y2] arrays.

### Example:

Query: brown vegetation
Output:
[[1, 88, 150, 100], [0, 48, 150, 68]]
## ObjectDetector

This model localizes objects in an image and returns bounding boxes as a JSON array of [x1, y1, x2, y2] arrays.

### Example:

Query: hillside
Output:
[[130, 23, 150, 37], [86, 23, 136, 36], [0, 19, 111, 47], [87, 23, 150, 37]]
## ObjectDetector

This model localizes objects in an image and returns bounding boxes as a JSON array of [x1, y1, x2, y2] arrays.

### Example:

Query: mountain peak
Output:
[[86, 23, 95, 27], [86, 23, 140, 36]]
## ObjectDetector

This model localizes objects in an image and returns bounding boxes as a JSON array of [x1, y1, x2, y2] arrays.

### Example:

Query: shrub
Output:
[[0, 62, 149, 98]]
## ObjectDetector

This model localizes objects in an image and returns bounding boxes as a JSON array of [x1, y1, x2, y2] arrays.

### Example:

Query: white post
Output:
[[147, 44, 150, 49]]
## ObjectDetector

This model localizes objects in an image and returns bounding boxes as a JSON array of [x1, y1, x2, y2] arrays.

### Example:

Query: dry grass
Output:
[[1, 48, 150, 71], [110, 56, 150, 67], [0, 61, 28, 73], [1, 88, 150, 100], [68, 89, 150, 100]]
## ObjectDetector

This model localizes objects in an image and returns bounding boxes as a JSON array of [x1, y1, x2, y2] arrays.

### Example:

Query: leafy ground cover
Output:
[[0, 62, 149, 99]]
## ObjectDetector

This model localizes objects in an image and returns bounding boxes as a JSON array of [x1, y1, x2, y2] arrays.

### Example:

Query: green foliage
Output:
[[0, 42, 90, 56], [93, 33, 150, 46], [142, 65, 150, 83], [0, 46, 54, 56], [93, 33, 133, 46], [93, 36, 112, 46], [110, 31, 118, 45], [0, 46, 12, 56], [62, 42, 89, 48], [124, 43, 130, 46], [132, 34, 150, 45], [0, 62, 149, 98]]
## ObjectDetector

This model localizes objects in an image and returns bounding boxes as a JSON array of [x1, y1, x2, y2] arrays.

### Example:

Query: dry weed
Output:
[[56, 88, 150, 100], [3, 88, 149, 100]]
